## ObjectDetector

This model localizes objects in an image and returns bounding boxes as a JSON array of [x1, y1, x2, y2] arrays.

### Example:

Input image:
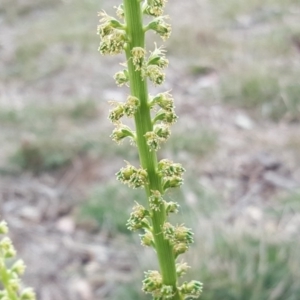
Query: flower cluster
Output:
[[146, 16, 172, 41], [109, 97, 140, 123], [144, 124, 171, 151], [150, 91, 174, 111], [143, 270, 174, 299], [0, 221, 36, 300], [110, 124, 135, 144], [127, 190, 179, 251], [132, 47, 146, 71], [143, 263, 202, 300], [144, 44, 169, 86], [127, 202, 150, 231], [97, 11, 126, 55], [157, 159, 185, 190], [116, 163, 148, 188], [114, 69, 129, 86], [179, 281, 203, 299], [163, 223, 194, 257], [108, 96, 140, 144], [143, 0, 168, 17]]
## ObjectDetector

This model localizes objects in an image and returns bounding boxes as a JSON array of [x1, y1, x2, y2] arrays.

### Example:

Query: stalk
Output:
[[98, 0, 203, 299], [123, 0, 179, 297]]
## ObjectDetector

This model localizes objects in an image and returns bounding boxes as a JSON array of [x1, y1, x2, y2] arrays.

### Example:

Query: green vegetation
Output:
[[195, 232, 300, 300], [80, 182, 145, 235], [0, 100, 105, 172], [167, 129, 218, 158]]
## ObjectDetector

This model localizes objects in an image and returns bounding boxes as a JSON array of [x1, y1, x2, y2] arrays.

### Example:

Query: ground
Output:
[[0, 0, 300, 299]]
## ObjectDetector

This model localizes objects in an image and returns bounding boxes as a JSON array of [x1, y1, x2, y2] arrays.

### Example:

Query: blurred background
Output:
[[1, 0, 300, 299]]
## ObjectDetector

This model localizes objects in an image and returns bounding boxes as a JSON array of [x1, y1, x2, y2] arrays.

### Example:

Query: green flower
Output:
[[127, 202, 150, 231], [179, 281, 203, 299], [124, 96, 140, 117], [108, 102, 125, 123], [116, 163, 148, 188], [146, 16, 172, 41], [143, 0, 168, 17], [110, 124, 135, 144], [114, 69, 129, 86], [146, 65, 165, 85], [132, 47, 146, 71]]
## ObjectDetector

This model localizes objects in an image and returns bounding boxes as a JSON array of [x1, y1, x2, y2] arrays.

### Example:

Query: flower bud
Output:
[[130, 168, 148, 188], [114, 69, 129, 86], [9, 278, 20, 292], [144, 131, 160, 151], [163, 175, 184, 190], [98, 31, 126, 55], [116, 164, 148, 188], [173, 242, 189, 257], [160, 285, 174, 299], [140, 230, 154, 247], [148, 44, 169, 68], [149, 190, 164, 211], [176, 262, 190, 277], [98, 11, 124, 32], [165, 201, 179, 215], [152, 91, 174, 111], [142, 270, 162, 296], [131, 47, 146, 71], [116, 163, 136, 182], [146, 17, 172, 41], [124, 96, 140, 117], [174, 225, 194, 244], [154, 124, 171, 140], [0, 221, 8, 235], [114, 4, 124, 19], [153, 109, 178, 125], [144, 5, 163, 17], [110, 124, 135, 144], [108, 103, 125, 123], [11, 259, 26, 275], [127, 203, 150, 231], [143, 0, 167, 17], [179, 280, 203, 299], [21, 288, 36, 300], [158, 159, 185, 177], [0, 237, 16, 258], [146, 65, 165, 85], [163, 222, 175, 241]]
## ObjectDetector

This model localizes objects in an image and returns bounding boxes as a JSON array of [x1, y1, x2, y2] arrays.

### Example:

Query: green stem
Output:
[[123, 0, 181, 299]]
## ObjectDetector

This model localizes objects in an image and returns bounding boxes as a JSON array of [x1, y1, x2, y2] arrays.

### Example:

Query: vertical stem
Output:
[[123, 0, 181, 299]]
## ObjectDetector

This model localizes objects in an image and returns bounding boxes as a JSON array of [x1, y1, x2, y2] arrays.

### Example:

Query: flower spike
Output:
[[100, 0, 203, 297]]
